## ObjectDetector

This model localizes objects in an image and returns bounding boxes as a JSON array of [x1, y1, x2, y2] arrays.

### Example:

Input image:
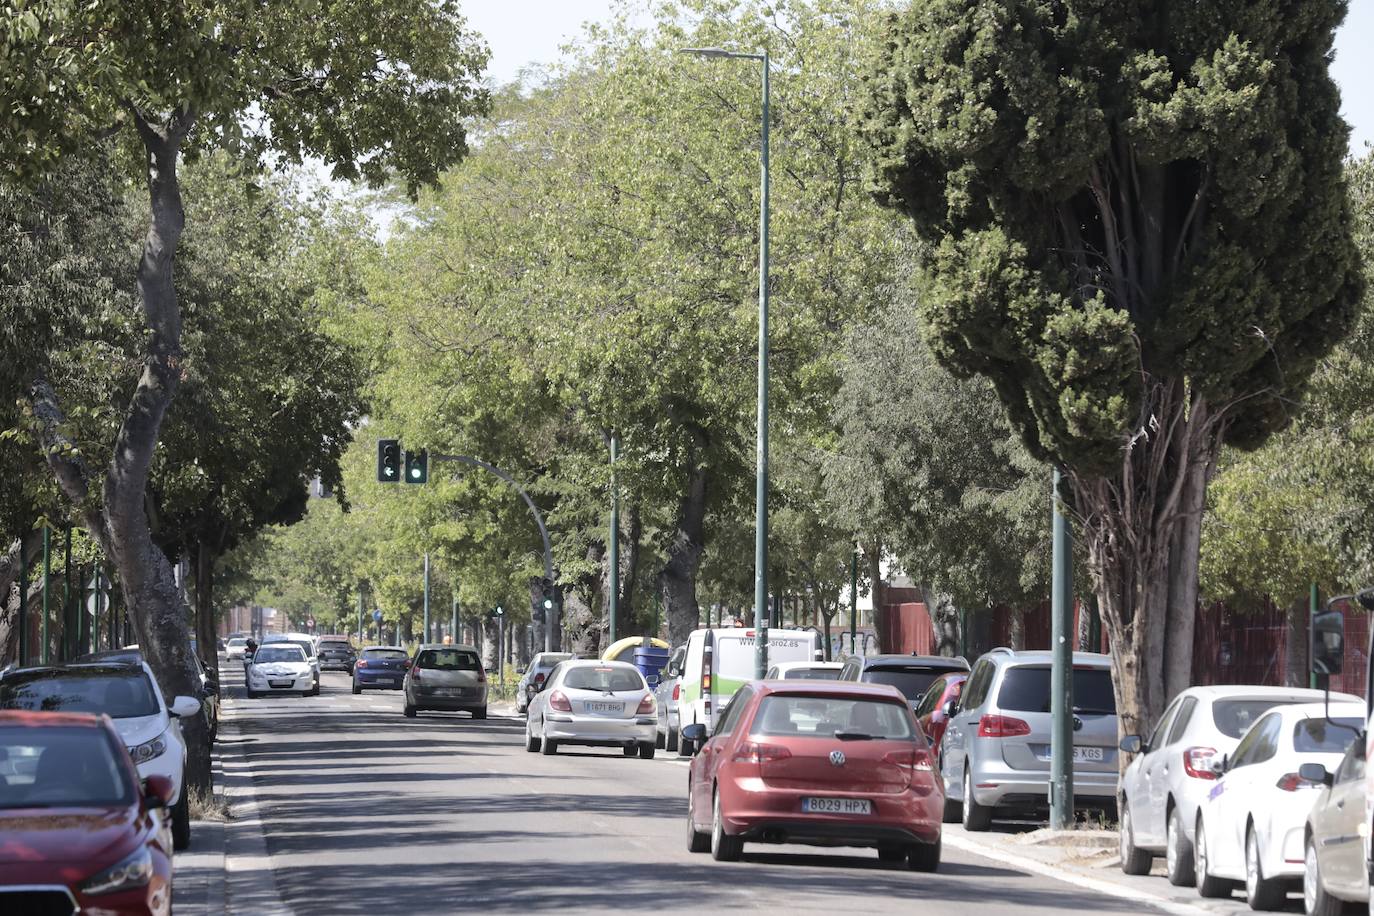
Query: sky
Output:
[[462, 0, 1374, 156]]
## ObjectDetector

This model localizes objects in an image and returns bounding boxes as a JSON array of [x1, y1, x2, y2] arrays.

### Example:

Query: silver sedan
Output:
[[525, 660, 657, 759]]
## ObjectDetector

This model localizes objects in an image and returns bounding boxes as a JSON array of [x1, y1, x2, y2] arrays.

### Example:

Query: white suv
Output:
[[0, 653, 202, 849], [1118, 684, 1360, 885]]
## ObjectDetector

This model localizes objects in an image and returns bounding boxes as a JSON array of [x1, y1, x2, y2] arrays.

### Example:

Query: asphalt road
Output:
[[218, 665, 1289, 915]]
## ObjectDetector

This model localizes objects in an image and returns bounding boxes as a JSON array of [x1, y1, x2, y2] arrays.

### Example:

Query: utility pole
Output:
[[850, 547, 858, 658], [451, 590, 459, 646], [18, 532, 28, 665], [1310, 583, 1319, 690], [609, 434, 619, 645], [356, 587, 364, 646], [41, 526, 50, 663], [422, 552, 431, 644], [1050, 468, 1074, 830]]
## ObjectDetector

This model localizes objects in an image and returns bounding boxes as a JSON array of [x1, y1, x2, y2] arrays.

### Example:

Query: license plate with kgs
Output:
[[585, 701, 623, 715], [1073, 746, 1105, 763], [802, 797, 872, 815]]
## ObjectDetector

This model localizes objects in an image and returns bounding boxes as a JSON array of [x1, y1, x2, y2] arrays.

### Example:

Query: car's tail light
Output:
[[410, 667, 422, 681], [1276, 772, 1320, 792], [637, 694, 656, 715], [977, 715, 1031, 738], [549, 690, 572, 712], [477, 669, 486, 682], [1183, 746, 1218, 780], [703, 673, 712, 691], [534, 672, 546, 684], [672, 683, 680, 701], [355, 659, 368, 668], [733, 741, 791, 763]]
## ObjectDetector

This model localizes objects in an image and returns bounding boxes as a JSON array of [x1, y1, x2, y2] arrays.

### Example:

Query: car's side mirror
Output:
[[681, 723, 707, 754], [1311, 609, 1345, 677], [515, 666, 526, 675], [170, 696, 202, 718], [1119, 735, 1142, 754], [1299, 762, 1333, 787], [1211, 754, 1229, 776], [941, 699, 956, 718], [142, 774, 174, 809]]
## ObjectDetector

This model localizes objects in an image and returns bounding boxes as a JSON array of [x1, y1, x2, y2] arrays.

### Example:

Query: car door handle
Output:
[[1337, 800, 1346, 809]]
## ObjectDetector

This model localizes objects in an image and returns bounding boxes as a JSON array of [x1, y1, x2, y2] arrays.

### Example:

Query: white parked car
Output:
[[247, 644, 317, 698], [1303, 736, 1368, 914], [1193, 700, 1365, 910], [525, 660, 658, 758], [224, 637, 248, 660], [0, 651, 201, 850], [1119, 685, 1360, 885]]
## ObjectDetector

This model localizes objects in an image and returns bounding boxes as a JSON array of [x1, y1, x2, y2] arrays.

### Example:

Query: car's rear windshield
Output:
[[254, 646, 305, 664], [318, 640, 352, 650], [416, 650, 480, 671], [860, 667, 943, 701], [0, 725, 132, 809], [363, 649, 408, 660], [751, 696, 914, 740], [536, 654, 573, 669], [784, 668, 841, 681], [0, 669, 160, 719], [1293, 717, 1364, 753], [563, 666, 645, 692], [227, 638, 246, 646], [266, 640, 313, 657], [1212, 699, 1300, 739], [995, 666, 1117, 714]]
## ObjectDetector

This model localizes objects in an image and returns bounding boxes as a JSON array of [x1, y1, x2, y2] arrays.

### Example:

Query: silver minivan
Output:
[[938, 648, 1118, 830], [403, 645, 488, 719]]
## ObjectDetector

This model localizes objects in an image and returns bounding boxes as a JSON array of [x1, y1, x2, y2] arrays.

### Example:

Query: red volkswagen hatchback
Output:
[[0, 710, 174, 915], [682, 680, 943, 869]]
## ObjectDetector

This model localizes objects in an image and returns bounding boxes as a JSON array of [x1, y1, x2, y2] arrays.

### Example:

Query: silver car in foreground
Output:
[[403, 645, 488, 719], [940, 648, 1119, 830], [525, 660, 657, 758]]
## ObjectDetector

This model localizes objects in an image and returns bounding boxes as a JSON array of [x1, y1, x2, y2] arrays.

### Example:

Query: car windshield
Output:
[[784, 668, 841, 681], [995, 666, 1117, 714], [416, 650, 480, 671], [751, 696, 914, 740], [1212, 699, 1300, 739], [0, 669, 160, 718], [563, 666, 644, 692], [860, 667, 944, 701], [1293, 717, 1363, 753], [227, 638, 246, 647], [362, 649, 408, 661], [254, 647, 305, 664], [0, 725, 132, 809]]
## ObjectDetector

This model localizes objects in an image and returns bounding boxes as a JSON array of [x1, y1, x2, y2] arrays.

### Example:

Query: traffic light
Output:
[[489, 605, 505, 619], [404, 448, 428, 484], [377, 439, 401, 483]]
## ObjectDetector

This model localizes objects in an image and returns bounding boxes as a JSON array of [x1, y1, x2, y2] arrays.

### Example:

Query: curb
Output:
[[943, 832, 1214, 916]]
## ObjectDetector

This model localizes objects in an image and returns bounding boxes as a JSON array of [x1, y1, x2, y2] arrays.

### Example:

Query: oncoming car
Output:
[[525, 660, 657, 758], [246, 644, 316, 698]]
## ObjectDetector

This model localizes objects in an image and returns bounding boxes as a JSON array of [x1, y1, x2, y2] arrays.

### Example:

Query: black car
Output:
[[837, 653, 971, 709], [316, 637, 357, 673]]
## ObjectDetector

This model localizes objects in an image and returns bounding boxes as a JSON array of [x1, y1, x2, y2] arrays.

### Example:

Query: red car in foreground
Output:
[[0, 710, 174, 916], [682, 680, 943, 869]]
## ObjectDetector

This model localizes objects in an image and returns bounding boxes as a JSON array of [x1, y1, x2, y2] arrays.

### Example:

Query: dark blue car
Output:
[[352, 646, 410, 693]]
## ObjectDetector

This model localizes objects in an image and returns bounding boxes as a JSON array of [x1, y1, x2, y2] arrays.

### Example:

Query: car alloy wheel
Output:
[[962, 767, 991, 832], [1194, 816, 1230, 898], [1165, 805, 1194, 886], [1304, 838, 1342, 916], [1120, 802, 1152, 875], [1246, 827, 1284, 910], [711, 790, 742, 862], [686, 786, 710, 853]]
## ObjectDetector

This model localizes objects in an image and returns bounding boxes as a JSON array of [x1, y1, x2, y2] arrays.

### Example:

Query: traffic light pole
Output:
[[428, 454, 558, 653], [422, 552, 431, 644], [609, 434, 619, 645]]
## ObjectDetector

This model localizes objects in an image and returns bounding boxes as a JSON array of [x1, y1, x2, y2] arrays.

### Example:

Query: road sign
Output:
[[372, 610, 383, 622], [306, 617, 316, 628]]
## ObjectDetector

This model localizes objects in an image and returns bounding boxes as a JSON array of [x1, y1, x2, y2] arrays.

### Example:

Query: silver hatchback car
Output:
[[402, 645, 488, 719], [939, 648, 1118, 830]]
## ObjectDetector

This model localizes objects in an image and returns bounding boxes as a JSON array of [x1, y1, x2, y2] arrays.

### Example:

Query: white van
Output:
[[676, 627, 822, 750]]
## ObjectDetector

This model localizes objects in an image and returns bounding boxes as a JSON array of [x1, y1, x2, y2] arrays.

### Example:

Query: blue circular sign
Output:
[[372, 610, 383, 622]]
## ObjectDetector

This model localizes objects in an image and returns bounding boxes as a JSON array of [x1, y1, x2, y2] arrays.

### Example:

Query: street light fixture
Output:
[[679, 45, 771, 679]]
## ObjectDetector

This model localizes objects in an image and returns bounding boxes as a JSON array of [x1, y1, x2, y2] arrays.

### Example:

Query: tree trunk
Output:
[[480, 616, 498, 671], [1074, 383, 1220, 748], [659, 428, 708, 649], [867, 545, 887, 653], [514, 621, 531, 668], [565, 541, 607, 657], [193, 542, 215, 664], [1284, 596, 1309, 688]]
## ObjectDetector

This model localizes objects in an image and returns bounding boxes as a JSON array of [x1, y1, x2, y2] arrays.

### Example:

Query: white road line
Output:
[[941, 833, 1213, 916]]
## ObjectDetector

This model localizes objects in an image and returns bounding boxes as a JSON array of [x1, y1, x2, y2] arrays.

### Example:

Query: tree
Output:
[[861, 0, 1365, 735], [3, 0, 488, 791]]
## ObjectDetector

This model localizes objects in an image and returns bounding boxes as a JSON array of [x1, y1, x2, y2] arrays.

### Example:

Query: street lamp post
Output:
[[679, 46, 770, 679], [609, 434, 619, 645]]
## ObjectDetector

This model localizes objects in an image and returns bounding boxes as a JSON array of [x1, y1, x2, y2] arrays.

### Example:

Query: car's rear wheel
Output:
[[655, 730, 666, 750], [1120, 800, 1153, 875], [471, 707, 487, 720], [1246, 825, 1284, 911], [403, 703, 417, 718], [1195, 816, 1231, 898], [710, 790, 743, 862], [1305, 837, 1342, 916], [908, 838, 941, 873], [541, 735, 558, 756], [171, 788, 191, 851], [666, 727, 680, 754], [524, 721, 541, 753], [624, 744, 639, 757], [962, 768, 992, 832], [1165, 805, 1195, 886], [639, 741, 656, 760], [877, 845, 906, 864], [351, 682, 361, 695], [686, 786, 710, 853]]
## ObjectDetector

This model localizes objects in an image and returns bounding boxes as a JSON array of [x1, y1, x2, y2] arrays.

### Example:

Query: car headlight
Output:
[[81, 846, 153, 895], [129, 732, 168, 765]]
